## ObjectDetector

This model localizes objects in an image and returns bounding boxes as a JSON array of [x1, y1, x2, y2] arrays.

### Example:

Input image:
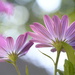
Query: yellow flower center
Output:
[[8, 52, 18, 63]]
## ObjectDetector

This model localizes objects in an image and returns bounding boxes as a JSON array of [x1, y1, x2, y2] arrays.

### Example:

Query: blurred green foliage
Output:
[[6, 0, 75, 31]]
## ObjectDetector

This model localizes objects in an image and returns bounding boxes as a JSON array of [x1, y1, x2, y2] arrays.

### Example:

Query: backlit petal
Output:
[[44, 15, 55, 39], [61, 15, 68, 40], [15, 33, 28, 52], [19, 41, 33, 56], [6, 37, 14, 52], [52, 15, 61, 39]]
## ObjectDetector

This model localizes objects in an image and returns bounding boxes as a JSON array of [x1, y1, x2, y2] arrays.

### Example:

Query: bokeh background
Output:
[[0, 0, 75, 75]]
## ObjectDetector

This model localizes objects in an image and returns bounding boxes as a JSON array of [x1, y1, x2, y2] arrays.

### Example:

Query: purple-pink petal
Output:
[[32, 22, 52, 39], [6, 37, 14, 52], [69, 41, 75, 46], [52, 15, 61, 39], [0, 35, 6, 47], [30, 24, 51, 40], [66, 22, 75, 38], [44, 15, 55, 39], [15, 33, 28, 52], [51, 48, 56, 52], [67, 31, 75, 42], [36, 44, 52, 48], [0, 47, 8, 57], [0, 58, 9, 62], [28, 32, 52, 43], [18, 41, 33, 56], [0, 1, 14, 15], [61, 15, 68, 39]]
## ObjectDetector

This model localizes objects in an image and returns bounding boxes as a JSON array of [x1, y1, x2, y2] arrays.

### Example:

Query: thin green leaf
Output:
[[62, 42, 75, 65], [25, 65, 29, 75], [57, 69, 64, 75], [6, 60, 12, 64], [38, 50, 55, 64], [64, 60, 74, 75]]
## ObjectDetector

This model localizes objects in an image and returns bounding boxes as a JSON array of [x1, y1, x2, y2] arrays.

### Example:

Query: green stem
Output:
[[54, 51, 61, 75], [26, 65, 30, 75], [39, 50, 55, 64], [13, 62, 21, 75]]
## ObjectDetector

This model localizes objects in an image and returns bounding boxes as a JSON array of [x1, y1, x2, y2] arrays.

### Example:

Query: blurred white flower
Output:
[[36, 0, 61, 13]]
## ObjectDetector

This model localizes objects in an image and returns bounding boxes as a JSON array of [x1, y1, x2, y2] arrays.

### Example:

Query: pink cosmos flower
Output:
[[0, 33, 33, 62], [29, 15, 75, 52], [0, 0, 14, 15]]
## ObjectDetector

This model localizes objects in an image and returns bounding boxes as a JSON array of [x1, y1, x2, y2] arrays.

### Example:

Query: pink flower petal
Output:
[[0, 1, 14, 15], [0, 46, 9, 58], [69, 41, 75, 46], [15, 33, 28, 52], [6, 37, 14, 52], [73, 46, 75, 50], [18, 41, 33, 56], [28, 32, 52, 43], [66, 22, 75, 38], [0, 58, 9, 62], [32, 22, 52, 39], [0, 35, 6, 47], [51, 48, 56, 52], [66, 31, 75, 42], [30, 25, 52, 40], [61, 15, 68, 39], [36, 44, 52, 48], [44, 15, 55, 39], [52, 15, 61, 40]]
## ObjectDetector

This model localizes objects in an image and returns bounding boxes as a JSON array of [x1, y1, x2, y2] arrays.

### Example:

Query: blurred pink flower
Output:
[[29, 15, 75, 52], [0, 0, 14, 15], [0, 33, 33, 62]]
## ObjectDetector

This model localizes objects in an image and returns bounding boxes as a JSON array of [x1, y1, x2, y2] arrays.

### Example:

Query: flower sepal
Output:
[[8, 52, 18, 64], [5, 60, 13, 64], [53, 40, 63, 52]]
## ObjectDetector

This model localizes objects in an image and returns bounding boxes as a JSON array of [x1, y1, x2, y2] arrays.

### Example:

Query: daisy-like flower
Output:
[[0, 33, 33, 62], [0, 0, 14, 15], [29, 15, 75, 52]]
